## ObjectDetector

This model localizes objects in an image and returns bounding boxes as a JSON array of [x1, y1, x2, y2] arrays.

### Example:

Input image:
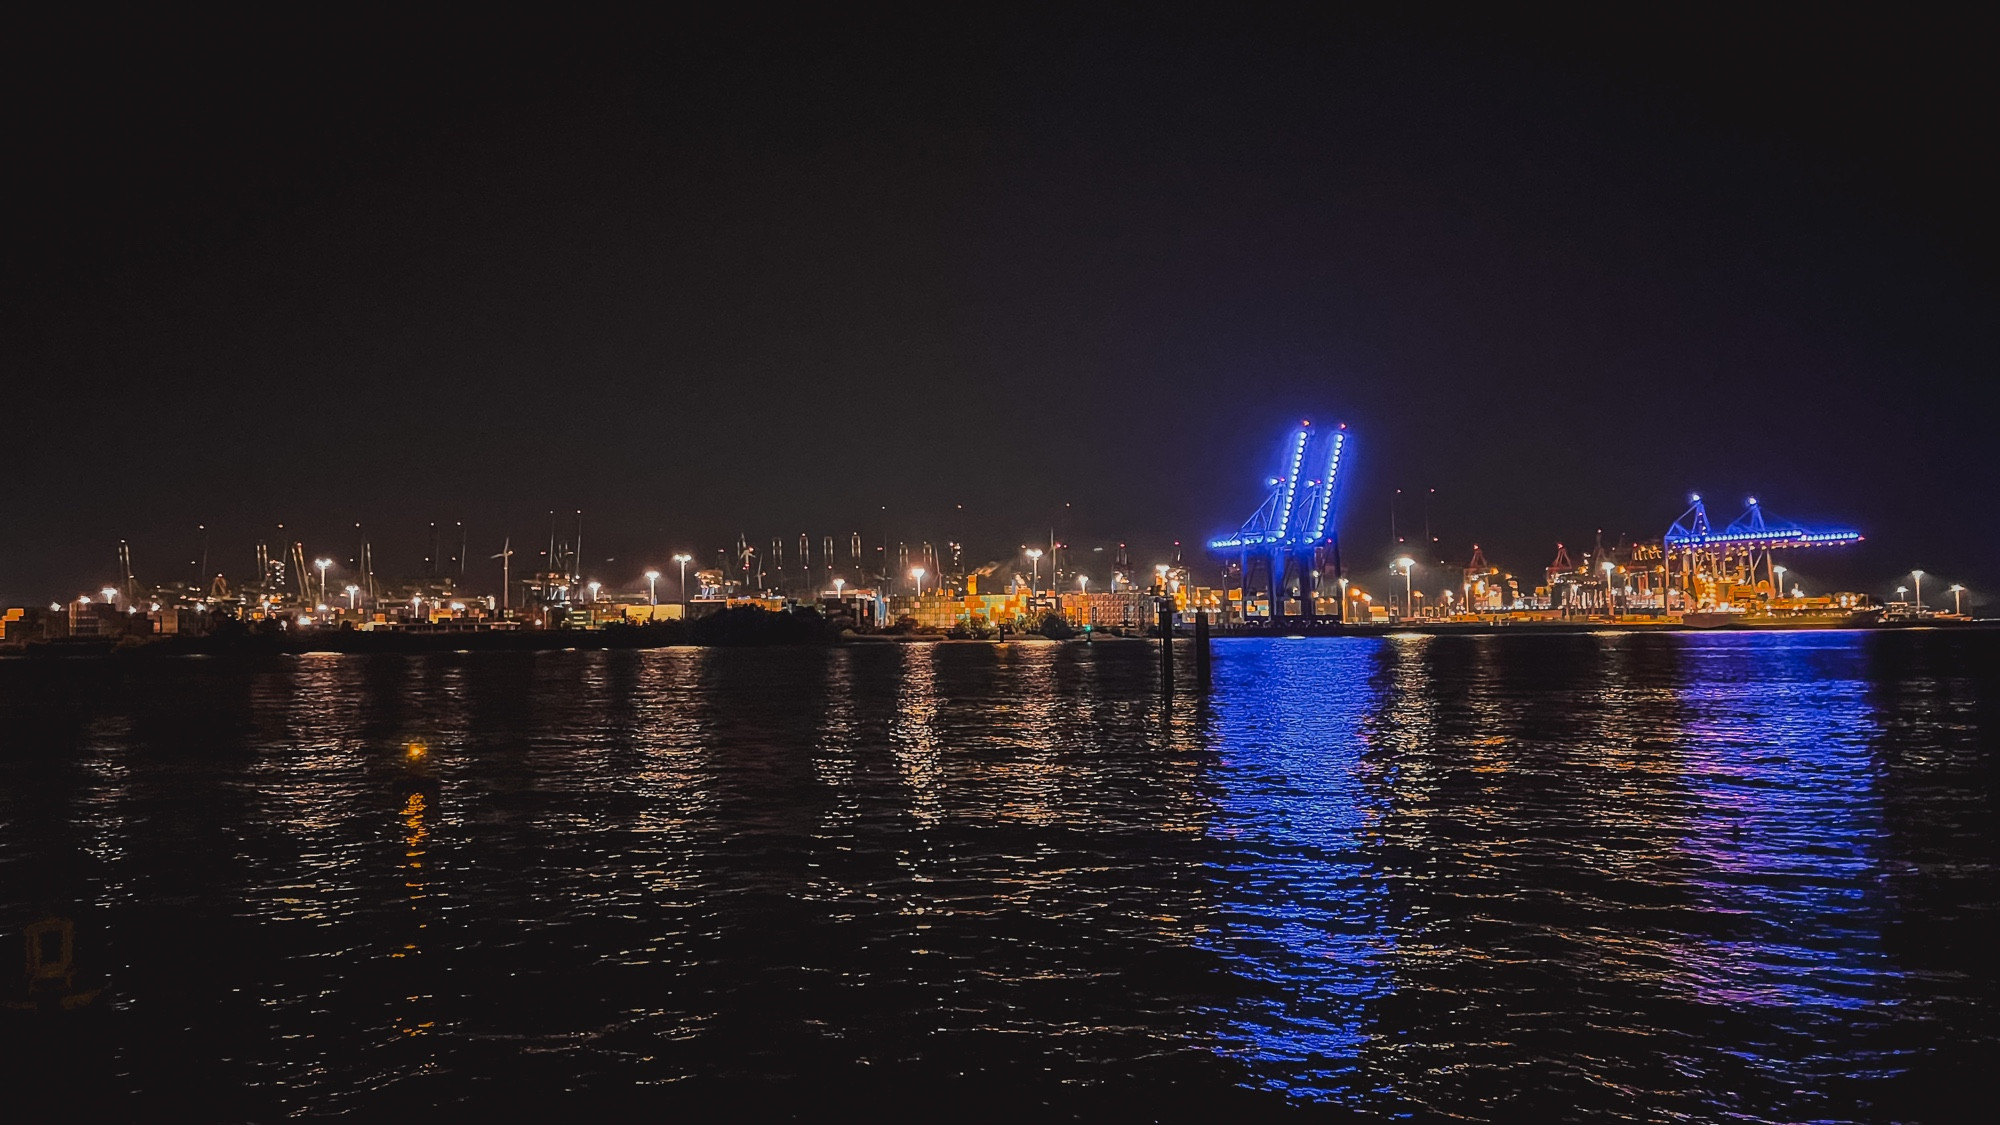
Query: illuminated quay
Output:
[[1204, 420, 1970, 633], [0, 420, 1980, 650]]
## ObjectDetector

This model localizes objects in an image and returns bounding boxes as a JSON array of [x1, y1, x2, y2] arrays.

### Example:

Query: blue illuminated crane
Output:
[[1663, 494, 1862, 608], [1209, 420, 1349, 622]]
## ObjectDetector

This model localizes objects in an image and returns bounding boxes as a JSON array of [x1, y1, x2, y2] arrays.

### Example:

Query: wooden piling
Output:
[[1194, 608, 1210, 686]]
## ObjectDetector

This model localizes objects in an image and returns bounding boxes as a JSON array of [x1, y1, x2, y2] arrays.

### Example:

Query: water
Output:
[[2, 631, 1996, 1119]]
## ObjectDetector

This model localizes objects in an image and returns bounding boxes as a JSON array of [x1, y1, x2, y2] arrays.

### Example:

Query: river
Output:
[[2, 631, 1994, 1119]]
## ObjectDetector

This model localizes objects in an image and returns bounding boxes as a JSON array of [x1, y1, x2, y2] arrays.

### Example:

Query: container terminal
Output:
[[0, 420, 1979, 649]]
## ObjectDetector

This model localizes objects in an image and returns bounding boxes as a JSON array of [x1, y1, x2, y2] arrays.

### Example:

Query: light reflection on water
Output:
[[1, 632, 1995, 1119]]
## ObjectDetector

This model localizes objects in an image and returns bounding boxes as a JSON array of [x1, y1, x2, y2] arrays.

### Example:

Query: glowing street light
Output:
[[1603, 561, 1616, 618], [1078, 574, 1089, 595], [1025, 548, 1043, 594], [1773, 564, 1786, 600], [1912, 569, 1925, 608], [315, 557, 331, 603], [1895, 585, 1908, 604], [1948, 583, 1965, 615], [672, 554, 692, 608], [587, 580, 601, 603], [1391, 557, 1415, 619], [1337, 576, 1350, 624], [911, 567, 926, 597], [101, 586, 118, 606], [644, 569, 660, 606], [833, 577, 846, 599], [345, 583, 360, 610]]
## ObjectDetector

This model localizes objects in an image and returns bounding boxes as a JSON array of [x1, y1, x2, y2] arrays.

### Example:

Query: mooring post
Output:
[[1159, 600, 1175, 696], [1194, 608, 1210, 686]]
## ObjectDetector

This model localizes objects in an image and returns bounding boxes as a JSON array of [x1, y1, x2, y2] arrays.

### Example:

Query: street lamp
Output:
[[101, 586, 118, 607], [833, 577, 846, 599], [1773, 564, 1786, 601], [587, 580, 601, 604], [1078, 574, 1089, 595], [1948, 583, 1965, 615], [1391, 557, 1414, 619], [1912, 569, 1925, 608], [1895, 585, 1908, 604], [644, 569, 659, 606], [1337, 576, 1350, 623], [1025, 548, 1043, 594], [315, 558, 331, 603], [673, 554, 692, 608], [345, 584, 360, 611], [911, 567, 926, 597]]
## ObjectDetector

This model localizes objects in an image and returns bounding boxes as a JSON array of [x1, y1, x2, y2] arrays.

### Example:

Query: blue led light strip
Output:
[[1270, 429, 1309, 545], [1306, 431, 1345, 542]]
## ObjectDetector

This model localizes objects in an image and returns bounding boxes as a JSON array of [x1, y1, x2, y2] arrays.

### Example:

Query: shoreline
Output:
[[2, 617, 1991, 660]]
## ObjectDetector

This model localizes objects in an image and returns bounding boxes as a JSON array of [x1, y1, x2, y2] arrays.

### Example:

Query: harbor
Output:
[[3, 416, 1978, 653]]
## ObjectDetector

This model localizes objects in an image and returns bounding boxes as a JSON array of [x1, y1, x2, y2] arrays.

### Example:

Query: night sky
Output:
[[7, 13, 1994, 605]]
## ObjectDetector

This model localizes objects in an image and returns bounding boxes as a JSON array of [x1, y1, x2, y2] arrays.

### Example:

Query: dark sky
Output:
[[6, 12, 1994, 604]]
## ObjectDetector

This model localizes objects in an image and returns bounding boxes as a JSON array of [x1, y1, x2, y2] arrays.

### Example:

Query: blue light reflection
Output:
[[1199, 637, 1395, 1102]]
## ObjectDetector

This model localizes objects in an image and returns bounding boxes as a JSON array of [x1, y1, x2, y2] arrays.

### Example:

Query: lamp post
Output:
[[1948, 584, 1965, 615], [1895, 585, 1908, 604], [673, 554, 692, 609], [911, 567, 926, 597], [1025, 548, 1043, 594], [587, 580, 601, 604], [1912, 569, 1925, 608], [101, 586, 118, 608], [1392, 557, 1414, 620], [1338, 576, 1349, 623], [1078, 574, 1089, 595], [315, 558, 331, 603], [1773, 564, 1786, 602], [833, 577, 845, 600], [345, 584, 359, 611], [644, 569, 659, 606]]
